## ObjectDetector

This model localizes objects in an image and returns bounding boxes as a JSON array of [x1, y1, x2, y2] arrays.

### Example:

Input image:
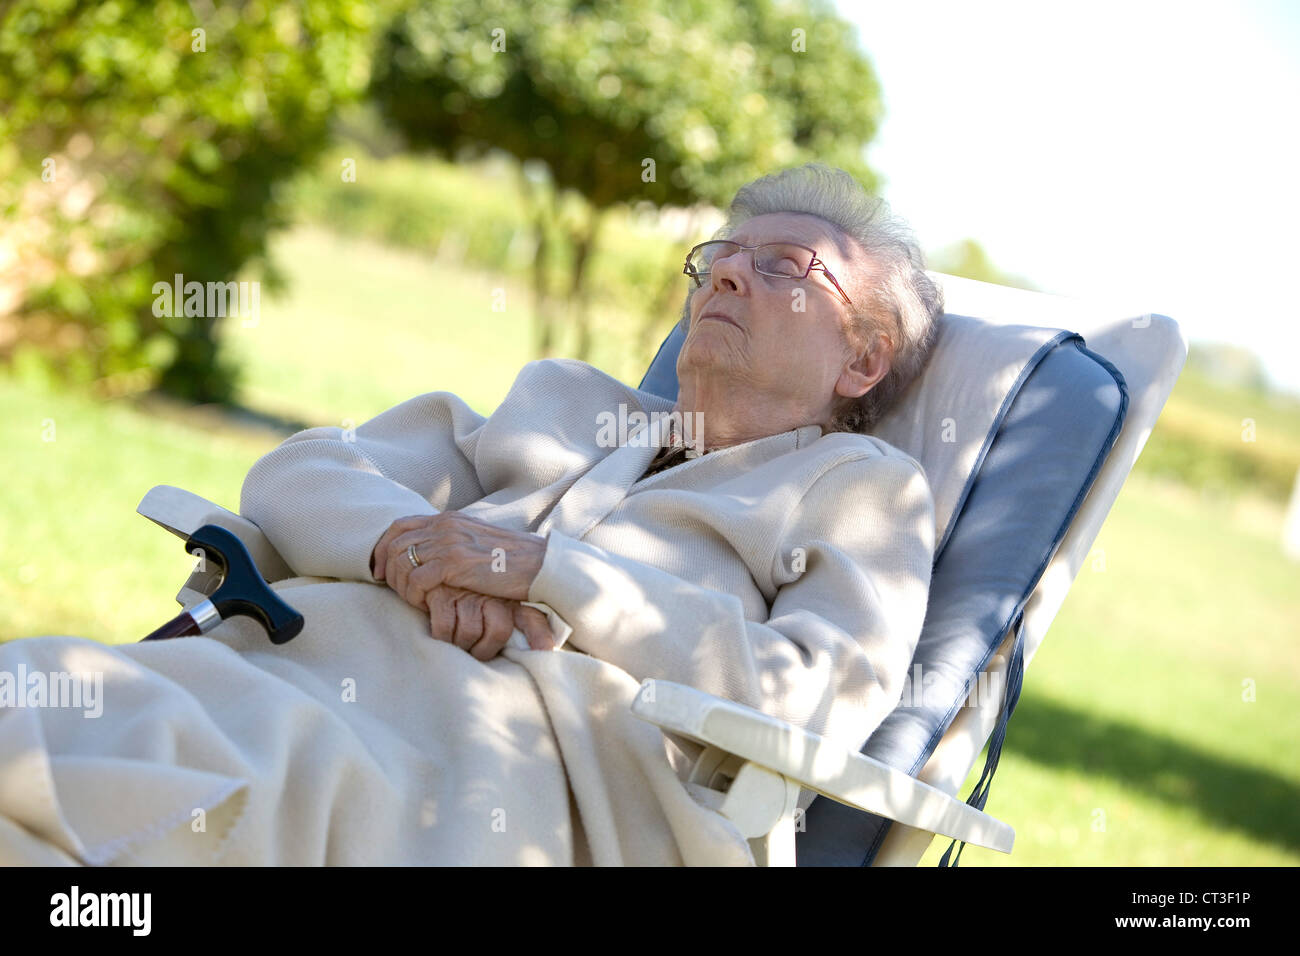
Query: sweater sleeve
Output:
[[527, 453, 935, 756], [238, 390, 490, 584]]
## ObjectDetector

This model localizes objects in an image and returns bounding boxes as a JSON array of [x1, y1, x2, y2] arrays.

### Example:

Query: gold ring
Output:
[[407, 544, 422, 568]]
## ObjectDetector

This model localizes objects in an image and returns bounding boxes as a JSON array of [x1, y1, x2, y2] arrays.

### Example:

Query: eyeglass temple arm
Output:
[[809, 257, 853, 307]]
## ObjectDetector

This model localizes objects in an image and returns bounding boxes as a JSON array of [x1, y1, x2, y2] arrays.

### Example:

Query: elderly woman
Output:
[[0, 164, 940, 866]]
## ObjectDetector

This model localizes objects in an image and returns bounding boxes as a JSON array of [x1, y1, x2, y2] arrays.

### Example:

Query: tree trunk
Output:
[[517, 165, 559, 358], [568, 204, 605, 364]]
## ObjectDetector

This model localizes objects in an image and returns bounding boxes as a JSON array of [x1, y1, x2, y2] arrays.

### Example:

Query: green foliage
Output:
[[0, 0, 391, 402], [289, 146, 524, 262], [1, 0, 888, 386], [288, 142, 689, 340], [370, 0, 883, 207], [1185, 341, 1270, 393], [366, 0, 886, 359], [1133, 367, 1300, 503], [929, 238, 1038, 291]]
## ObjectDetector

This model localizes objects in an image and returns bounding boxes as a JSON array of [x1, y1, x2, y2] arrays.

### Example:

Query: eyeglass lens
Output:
[[689, 241, 812, 278]]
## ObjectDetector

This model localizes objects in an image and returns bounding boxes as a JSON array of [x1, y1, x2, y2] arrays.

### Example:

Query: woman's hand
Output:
[[369, 514, 555, 659], [371, 512, 547, 608], [425, 584, 555, 659]]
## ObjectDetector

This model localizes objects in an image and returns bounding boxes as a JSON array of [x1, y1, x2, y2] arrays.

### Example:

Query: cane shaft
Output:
[[142, 612, 201, 641]]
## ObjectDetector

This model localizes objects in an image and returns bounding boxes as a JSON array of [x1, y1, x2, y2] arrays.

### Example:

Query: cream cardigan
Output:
[[0, 358, 933, 866], [242, 357, 934, 752]]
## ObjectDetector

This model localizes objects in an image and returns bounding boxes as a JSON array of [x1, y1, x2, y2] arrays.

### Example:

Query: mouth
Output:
[[700, 312, 741, 329]]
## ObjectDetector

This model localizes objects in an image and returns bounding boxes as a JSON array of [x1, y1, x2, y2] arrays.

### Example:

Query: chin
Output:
[[678, 334, 734, 374]]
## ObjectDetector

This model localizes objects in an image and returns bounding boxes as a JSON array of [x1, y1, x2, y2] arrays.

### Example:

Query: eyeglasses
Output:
[[683, 240, 854, 308]]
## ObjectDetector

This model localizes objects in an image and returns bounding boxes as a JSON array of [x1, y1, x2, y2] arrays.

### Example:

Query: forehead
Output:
[[728, 212, 853, 262]]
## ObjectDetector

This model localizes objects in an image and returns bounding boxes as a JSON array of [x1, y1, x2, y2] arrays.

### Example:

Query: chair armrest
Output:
[[631, 679, 1014, 855], [137, 485, 296, 607]]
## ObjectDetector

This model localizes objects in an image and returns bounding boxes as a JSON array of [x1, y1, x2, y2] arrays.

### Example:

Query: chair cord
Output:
[[939, 607, 1027, 867]]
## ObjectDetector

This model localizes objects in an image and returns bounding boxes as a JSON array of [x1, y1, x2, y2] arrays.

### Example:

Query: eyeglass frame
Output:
[[682, 239, 855, 308]]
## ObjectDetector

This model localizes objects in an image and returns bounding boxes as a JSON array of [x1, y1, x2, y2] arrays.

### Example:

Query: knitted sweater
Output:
[[239, 357, 935, 769]]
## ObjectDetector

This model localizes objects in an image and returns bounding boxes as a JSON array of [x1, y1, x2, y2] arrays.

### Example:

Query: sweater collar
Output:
[[634, 421, 825, 487], [539, 416, 823, 540]]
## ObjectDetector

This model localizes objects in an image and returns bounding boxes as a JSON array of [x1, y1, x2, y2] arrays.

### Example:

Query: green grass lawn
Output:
[[4, 225, 1297, 865], [220, 226, 535, 424], [220, 225, 658, 426], [921, 475, 1299, 866]]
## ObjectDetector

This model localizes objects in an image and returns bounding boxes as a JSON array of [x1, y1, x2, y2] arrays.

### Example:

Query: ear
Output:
[[835, 332, 893, 400]]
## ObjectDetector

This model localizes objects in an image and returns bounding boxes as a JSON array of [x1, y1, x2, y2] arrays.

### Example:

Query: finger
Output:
[[450, 591, 486, 652], [372, 520, 408, 579], [515, 604, 555, 651], [469, 599, 516, 662], [375, 515, 438, 582], [387, 531, 437, 609], [383, 539, 407, 601], [427, 587, 458, 644]]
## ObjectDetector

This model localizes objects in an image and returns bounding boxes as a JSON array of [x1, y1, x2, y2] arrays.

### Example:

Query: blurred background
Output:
[[2, 0, 1296, 866]]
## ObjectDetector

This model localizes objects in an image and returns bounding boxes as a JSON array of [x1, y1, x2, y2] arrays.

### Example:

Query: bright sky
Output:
[[835, 0, 1300, 394]]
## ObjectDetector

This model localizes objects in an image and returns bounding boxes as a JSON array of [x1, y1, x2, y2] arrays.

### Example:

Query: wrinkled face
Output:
[[677, 212, 870, 417]]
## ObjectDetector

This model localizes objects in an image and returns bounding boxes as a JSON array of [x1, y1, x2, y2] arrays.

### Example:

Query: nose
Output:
[[710, 247, 752, 295]]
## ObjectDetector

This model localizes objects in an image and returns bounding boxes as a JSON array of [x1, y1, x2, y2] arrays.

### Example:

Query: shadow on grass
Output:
[[130, 390, 313, 439], [1006, 691, 1300, 854]]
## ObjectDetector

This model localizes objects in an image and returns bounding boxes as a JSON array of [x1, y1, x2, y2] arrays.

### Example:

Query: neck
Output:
[[673, 376, 826, 452]]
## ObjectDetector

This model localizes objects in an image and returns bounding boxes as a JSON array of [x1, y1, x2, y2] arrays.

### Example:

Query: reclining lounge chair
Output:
[[137, 272, 1186, 866]]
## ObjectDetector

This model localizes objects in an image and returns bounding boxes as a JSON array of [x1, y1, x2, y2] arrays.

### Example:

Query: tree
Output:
[[1185, 342, 1270, 393], [928, 238, 1038, 292], [0, 0, 393, 402], [368, 0, 885, 360]]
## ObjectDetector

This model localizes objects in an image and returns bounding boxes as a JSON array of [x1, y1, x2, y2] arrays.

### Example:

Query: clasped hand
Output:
[[370, 512, 553, 660]]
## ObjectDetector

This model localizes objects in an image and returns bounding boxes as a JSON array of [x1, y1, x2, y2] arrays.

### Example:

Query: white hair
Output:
[[680, 163, 942, 433]]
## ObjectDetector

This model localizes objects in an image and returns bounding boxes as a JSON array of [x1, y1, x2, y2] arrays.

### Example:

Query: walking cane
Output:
[[141, 524, 304, 645]]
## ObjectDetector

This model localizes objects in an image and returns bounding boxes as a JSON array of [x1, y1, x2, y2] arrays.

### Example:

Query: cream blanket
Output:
[[0, 359, 934, 865]]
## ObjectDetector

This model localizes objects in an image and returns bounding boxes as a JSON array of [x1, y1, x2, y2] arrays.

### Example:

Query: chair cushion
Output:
[[637, 312, 1128, 866], [641, 315, 1073, 553], [799, 334, 1127, 865]]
